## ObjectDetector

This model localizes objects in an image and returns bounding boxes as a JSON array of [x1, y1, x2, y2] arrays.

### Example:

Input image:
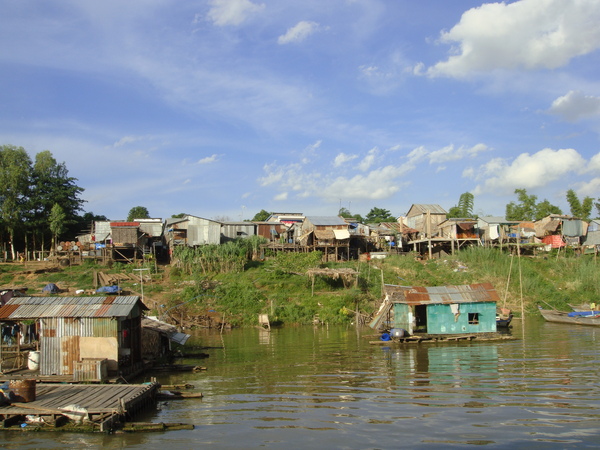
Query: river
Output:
[[2, 316, 599, 449]]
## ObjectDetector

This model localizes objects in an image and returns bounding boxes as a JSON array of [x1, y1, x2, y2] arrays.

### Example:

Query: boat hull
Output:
[[538, 306, 600, 326]]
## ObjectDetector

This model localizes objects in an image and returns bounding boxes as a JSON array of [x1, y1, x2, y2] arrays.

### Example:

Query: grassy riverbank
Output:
[[2, 247, 598, 327]]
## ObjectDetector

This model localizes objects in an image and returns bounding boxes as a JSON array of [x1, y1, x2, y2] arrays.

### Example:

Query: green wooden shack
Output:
[[370, 283, 499, 335]]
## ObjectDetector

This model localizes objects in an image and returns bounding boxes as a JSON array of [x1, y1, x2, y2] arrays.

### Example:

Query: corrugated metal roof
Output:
[[409, 204, 447, 215], [385, 283, 499, 305], [143, 317, 191, 345], [305, 216, 348, 226], [0, 296, 145, 320]]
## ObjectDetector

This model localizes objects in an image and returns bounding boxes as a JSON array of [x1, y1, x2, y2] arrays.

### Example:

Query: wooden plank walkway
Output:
[[1, 382, 159, 431]]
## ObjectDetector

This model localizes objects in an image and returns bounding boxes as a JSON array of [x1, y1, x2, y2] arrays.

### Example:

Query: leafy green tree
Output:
[[27, 150, 85, 251], [506, 189, 562, 221], [49, 203, 66, 253], [535, 199, 563, 219], [0, 145, 32, 259], [506, 189, 537, 221], [364, 207, 395, 223], [566, 189, 593, 219], [251, 209, 271, 221], [338, 207, 364, 223], [447, 192, 475, 218], [171, 213, 187, 219], [127, 206, 150, 221]]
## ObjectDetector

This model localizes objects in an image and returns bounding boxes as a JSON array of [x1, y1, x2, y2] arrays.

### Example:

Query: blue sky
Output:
[[1, 0, 599, 221]]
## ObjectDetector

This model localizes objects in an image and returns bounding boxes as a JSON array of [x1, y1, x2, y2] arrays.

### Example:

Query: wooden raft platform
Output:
[[369, 333, 516, 345], [1, 382, 159, 432]]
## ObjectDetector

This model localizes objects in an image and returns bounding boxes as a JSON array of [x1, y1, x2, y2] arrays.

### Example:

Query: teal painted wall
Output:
[[392, 302, 497, 334], [427, 302, 496, 334], [391, 303, 413, 333]]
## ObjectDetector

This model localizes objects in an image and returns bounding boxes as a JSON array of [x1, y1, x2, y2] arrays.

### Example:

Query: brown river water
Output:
[[2, 316, 599, 449]]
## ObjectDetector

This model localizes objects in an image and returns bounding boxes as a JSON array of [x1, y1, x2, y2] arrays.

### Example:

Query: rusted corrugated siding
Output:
[[0, 303, 19, 319], [40, 318, 60, 375], [61, 335, 80, 375], [38, 316, 117, 376], [387, 283, 499, 305]]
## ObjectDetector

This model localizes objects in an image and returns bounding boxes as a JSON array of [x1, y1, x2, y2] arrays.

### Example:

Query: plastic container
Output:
[[28, 351, 40, 371], [390, 328, 406, 338]]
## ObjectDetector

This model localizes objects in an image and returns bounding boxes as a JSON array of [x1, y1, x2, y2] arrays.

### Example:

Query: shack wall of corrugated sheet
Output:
[[40, 335, 61, 376], [112, 227, 139, 244], [40, 317, 60, 375], [391, 303, 413, 333], [38, 317, 117, 376], [426, 302, 496, 334]]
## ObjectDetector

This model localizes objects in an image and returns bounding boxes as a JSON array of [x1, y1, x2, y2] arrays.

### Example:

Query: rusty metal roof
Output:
[[0, 296, 147, 320], [385, 283, 499, 305]]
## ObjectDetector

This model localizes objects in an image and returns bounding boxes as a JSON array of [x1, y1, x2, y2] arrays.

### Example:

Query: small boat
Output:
[[568, 303, 598, 312], [496, 308, 513, 328], [157, 390, 204, 400], [538, 306, 600, 326], [496, 315, 513, 328]]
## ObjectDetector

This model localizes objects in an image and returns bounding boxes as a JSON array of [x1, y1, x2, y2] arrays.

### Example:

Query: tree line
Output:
[[0, 144, 98, 260]]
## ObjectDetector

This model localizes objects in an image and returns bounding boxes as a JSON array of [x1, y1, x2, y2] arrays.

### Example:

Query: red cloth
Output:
[[542, 235, 565, 248]]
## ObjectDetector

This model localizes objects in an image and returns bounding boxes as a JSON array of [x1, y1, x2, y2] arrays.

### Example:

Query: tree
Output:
[[0, 145, 32, 259], [364, 207, 395, 223], [251, 209, 271, 221], [566, 189, 593, 220], [535, 199, 563, 219], [447, 192, 475, 218], [506, 189, 537, 221], [338, 207, 364, 223], [505, 189, 562, 221], [127, 206, 150, 221], [27, 150, 85, 252], [49, 203, 66, 253]]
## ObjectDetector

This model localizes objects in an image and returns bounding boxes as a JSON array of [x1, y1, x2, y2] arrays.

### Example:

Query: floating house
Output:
[[0, 296, 148, 380], [370, 283, 500, 335]]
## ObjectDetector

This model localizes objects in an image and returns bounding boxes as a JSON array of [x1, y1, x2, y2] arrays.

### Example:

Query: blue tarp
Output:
[[567, 311, 599, 317], [42, 283, 59, 294], [96, 285, 122, 294]]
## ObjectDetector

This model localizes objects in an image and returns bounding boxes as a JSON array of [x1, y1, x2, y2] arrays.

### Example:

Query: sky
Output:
[[1, 0, 599, 222]]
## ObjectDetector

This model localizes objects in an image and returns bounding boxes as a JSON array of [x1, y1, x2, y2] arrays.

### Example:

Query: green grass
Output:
[[5, 246, 599, 325]]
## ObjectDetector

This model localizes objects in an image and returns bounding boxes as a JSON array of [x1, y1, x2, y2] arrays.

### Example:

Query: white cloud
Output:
[[321, 166, 403, 201], [258, 162, 286, 186], [278, 21, 320, 45], [587, 153, 600, 173], [428, 143, 489, 164], [207, 0, 265, 27], [358, 147, 378, 171], [576, 177, 600, 197], [111, 135, 146, 148], [427, 0, 600, 78], [548, 90, 600, 122], [333, 152, 358, 167], [470, 148, 586, 194], [197, 154, 220, 164], [300, 140, 322, 164], [274, 191, 288, 201]]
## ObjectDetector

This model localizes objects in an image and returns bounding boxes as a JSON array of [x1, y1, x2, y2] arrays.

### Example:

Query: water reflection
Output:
[[4, 319, 600, 448]]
